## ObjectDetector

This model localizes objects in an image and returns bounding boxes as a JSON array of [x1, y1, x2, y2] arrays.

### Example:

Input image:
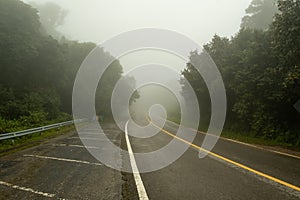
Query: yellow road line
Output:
[[165, 119, 300, 160], [149, 120, 300, 192]]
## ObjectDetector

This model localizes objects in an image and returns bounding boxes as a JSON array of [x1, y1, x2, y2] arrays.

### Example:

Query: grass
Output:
[[168, 115, 299, 151], [0, 125, 75, 157], [220, 130, 299, 150]]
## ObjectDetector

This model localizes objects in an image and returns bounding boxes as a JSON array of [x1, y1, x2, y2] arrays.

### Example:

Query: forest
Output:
[[182, 0, 300, 147], [0, 0, 299, 148], [0, 0, 124, 133]]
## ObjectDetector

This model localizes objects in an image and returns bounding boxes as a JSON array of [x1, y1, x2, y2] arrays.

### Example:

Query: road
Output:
[[0, 124, 131, 200], [0, 120, 299, 199]]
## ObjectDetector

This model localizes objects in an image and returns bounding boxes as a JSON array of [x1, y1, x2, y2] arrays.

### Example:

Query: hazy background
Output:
[[23, 0, 252, 45], [21, 0, 253, 123], [2, 0, 299, 148]]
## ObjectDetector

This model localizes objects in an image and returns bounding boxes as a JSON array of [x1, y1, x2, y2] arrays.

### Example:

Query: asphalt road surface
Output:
[[0, 120, 299, 200]]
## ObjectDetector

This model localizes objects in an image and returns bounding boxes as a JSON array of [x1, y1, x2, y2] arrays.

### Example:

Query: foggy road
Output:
[[1, 0, 300, 199], [0, 121, 299, 200], [130, 119, 300, 199]]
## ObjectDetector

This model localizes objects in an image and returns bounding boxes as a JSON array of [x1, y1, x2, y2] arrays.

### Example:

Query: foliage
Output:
[[0, 0, 135, 133], [28, 1, 68, 40], [182, 0, 300, 147], [241, 0, 278, 30], [181, 51, 211, 129]]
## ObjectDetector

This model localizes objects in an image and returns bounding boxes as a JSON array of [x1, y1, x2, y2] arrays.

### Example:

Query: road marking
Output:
[[52, 144, 100, 149], [68, 137, 103, 140], [165, 119, 300, 160], [23, 154, 102, 166], [0, 180, 66, 199], [150, 120, 300, 192], [72, 132, 105, 135], [219, 137, 300, 160], [269, 150, 300, 159], [125, 121, 149, 200], [68, 137, 119, 143]]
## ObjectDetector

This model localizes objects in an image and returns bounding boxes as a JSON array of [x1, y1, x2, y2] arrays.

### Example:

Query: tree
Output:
[[0, 0, 129, 132], [203, 35, 237, 125], [268, 0, 300, 143], [29, 2, 68, 40], [96, 60, 123, 118], [241, 0, 278, 30], [181, 0, 300, 147], [271, 0, 300, 67], [181, 50, 212, 130], [0, 0, 41, 88]]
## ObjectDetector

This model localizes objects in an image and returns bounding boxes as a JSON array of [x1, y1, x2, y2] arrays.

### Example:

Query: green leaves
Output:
[[0, 0, 128, 131], [182, 0, 300, 147], [241, 0, 278, 30]]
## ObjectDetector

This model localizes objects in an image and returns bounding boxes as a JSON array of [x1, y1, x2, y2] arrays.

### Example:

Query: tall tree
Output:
[[241, 0, 278, 30], [181, 50, 212, 130], [29, 1, 68, 39], [0, 0, 132, 132], [181, 0, 300, 146]]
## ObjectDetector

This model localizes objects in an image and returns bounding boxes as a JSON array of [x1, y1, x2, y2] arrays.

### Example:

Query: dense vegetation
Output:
[[0, 0, 124, 133], [241, 0, 278, 30], [182, 0, 300, 147], [0, 0, 298, 149]]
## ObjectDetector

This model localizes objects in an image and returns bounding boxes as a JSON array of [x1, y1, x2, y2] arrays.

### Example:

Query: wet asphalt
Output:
[[0, 121, 299, 200]]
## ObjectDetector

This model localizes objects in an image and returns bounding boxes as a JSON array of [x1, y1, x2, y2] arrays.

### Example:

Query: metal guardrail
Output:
[[0, 119, 84, 141]]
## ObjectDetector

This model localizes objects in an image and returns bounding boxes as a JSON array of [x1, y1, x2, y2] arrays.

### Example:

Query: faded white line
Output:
[[68, 137, 103, 140], [68, 136, 115, 140], [268, 150, 300, 160], [23, 154, 102, 166], [69, 137, 119, 143], [125, 121, 149, 200], [0, 180, 66, 199], [52, 144, 100, 149], [165, 119, 300, 160], [73, 132, 105, 135]]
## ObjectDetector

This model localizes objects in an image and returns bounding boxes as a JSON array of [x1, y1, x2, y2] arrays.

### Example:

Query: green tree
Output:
[[0, 0, 129, 132], [29, 1, 68, 40], [241, 0, 278, 30], [181, 0, 300, 147], [181, 50, 212, 130], [96, 60, 123, 118]]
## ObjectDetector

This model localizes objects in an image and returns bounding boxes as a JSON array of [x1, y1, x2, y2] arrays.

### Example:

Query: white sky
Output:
[[23, 0, 252, 76], [25, 0, 251, 45]]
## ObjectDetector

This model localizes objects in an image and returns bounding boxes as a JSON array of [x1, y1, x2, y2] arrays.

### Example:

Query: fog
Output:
[[23, 0, 253, 78], [24, 0, 251, 45], [22, 0, 252, 121], [130, 85, 180, 123]]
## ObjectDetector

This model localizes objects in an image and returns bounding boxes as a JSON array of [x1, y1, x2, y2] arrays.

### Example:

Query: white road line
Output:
[[23, 154, 102, 166], [72, 132, 105, 135], [68, 137, 103, 140], [52, 144, 100, 149], [0, 180, 66, 199], [268, 150, 300, 160], [125, 121, 149, 200], [165, 119, 300, 160], [68, 137, 118, 143]]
